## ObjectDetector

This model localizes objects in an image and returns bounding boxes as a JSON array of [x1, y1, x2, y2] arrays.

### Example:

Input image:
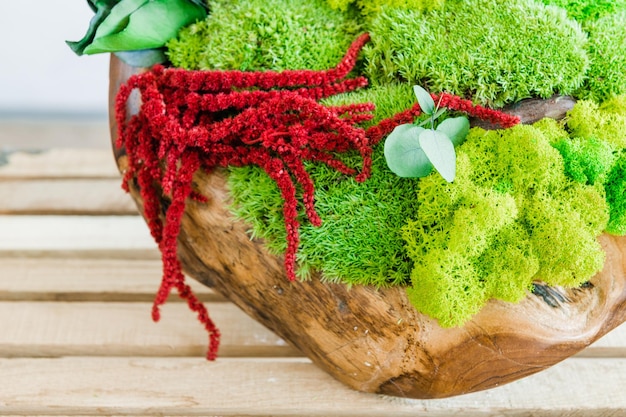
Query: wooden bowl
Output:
[[108, 55, 626, 399]]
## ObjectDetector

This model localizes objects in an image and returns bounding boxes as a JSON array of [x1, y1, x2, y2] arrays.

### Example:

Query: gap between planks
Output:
[[0, 356, 625, 416]]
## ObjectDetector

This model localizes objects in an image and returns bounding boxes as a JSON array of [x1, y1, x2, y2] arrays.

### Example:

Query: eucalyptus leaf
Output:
[[384, 124, 433, 178], [419, 130, 456, 182], [413, 85, 435, 115], [84, 0, 207, 54], [436, 116, 470, 147]]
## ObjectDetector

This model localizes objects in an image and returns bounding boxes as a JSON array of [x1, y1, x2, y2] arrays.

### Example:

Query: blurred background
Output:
[[0, 1, 110, 150]]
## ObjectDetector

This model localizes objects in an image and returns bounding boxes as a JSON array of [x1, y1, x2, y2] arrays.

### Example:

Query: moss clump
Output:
[[605, 154, 626, 235], [364, 0, 588, 107], [554, 97, 626, 237], [228, 84, 420, 286], [167, 0, 361, 71], [403, 123, 608, 327], [552, 137, 615, 185], [581, 12, 626, 102], [566, 99, 626, 149], [327, 0, 444, 18], [539, 0, 626, 23]]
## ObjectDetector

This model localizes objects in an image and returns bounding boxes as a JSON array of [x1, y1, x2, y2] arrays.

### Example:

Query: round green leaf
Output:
[[436, 116, 470, 147], [384, 124, 433, 178], [413, 85, 435, 115], [419, 129, 456, 182]]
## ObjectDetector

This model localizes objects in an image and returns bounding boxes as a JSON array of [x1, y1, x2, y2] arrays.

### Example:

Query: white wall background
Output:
[[0, 1, 109, 116]]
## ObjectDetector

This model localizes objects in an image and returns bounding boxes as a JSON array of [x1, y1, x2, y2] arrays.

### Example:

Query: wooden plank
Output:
[[0, 179, 136, 215], [0, 215, 159, 258], [0, 357, 624, 416], [0, 257, 219, 302], [0, 120, 110, 151], [0, 257, 622, 357], [0, 149, 119, 179], [0, 301, 297, 358]]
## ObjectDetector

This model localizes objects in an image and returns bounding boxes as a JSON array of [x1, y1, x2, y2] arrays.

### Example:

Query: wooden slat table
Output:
[[1, 146, 625, 416]]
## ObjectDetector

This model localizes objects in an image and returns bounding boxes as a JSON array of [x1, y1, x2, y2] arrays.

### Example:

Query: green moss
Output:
[[539, 0, 626, 23], [327, 0, 444, 18], [228, 84, 421, 286], [364, 0, 588, 107], [605, 154, 626, 235], [321, 82, 415, 126], [581, 12, 626, 102], [166, 0, 361, 71], [402, 122, 608, 327], [566, 99, 626, 149], [552, 136, 615, 185]]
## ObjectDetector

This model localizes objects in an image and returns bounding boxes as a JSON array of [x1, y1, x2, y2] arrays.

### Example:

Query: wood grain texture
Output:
[[109, 57, 626, 399], [1, 356, 625, 416]]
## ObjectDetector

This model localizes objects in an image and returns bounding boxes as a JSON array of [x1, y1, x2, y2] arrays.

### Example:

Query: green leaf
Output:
[[413, 85, 435, 115], [419, 129, 456, 182], [436, 116, 470, 147], [66, 0, 122, 55], [384, 124, 433, 178], [83, 0, 207, 54], [91, 0, 149, 39]]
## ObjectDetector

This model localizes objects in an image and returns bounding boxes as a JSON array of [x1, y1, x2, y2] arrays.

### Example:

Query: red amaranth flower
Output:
[[116, 34, 374, 360]]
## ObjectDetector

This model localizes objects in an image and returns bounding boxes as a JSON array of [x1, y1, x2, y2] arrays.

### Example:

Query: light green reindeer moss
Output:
[[566, 99, 626, 149], [364, 0, 588, 107], [403, 123, 609, 327], [553, 97, 626, 237], [167, 0, 361, 71]]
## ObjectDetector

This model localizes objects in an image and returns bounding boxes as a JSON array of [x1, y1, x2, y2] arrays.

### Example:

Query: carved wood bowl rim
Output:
[[108, 55, 626, 399]]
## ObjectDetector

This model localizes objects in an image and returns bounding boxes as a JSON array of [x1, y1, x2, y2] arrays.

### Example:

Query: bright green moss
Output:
[[552, 137, 615, 185], [364, 0, 588, 107], [327, 0, 444, 18], [167, 0, 361, 71], [605, 154, 626, 235], [402, 122, 608, 327], [228, 84, 421, 286], [321, 82, 415, 127], [581, 12, 626, 102], [539, 0, 626, 23]]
